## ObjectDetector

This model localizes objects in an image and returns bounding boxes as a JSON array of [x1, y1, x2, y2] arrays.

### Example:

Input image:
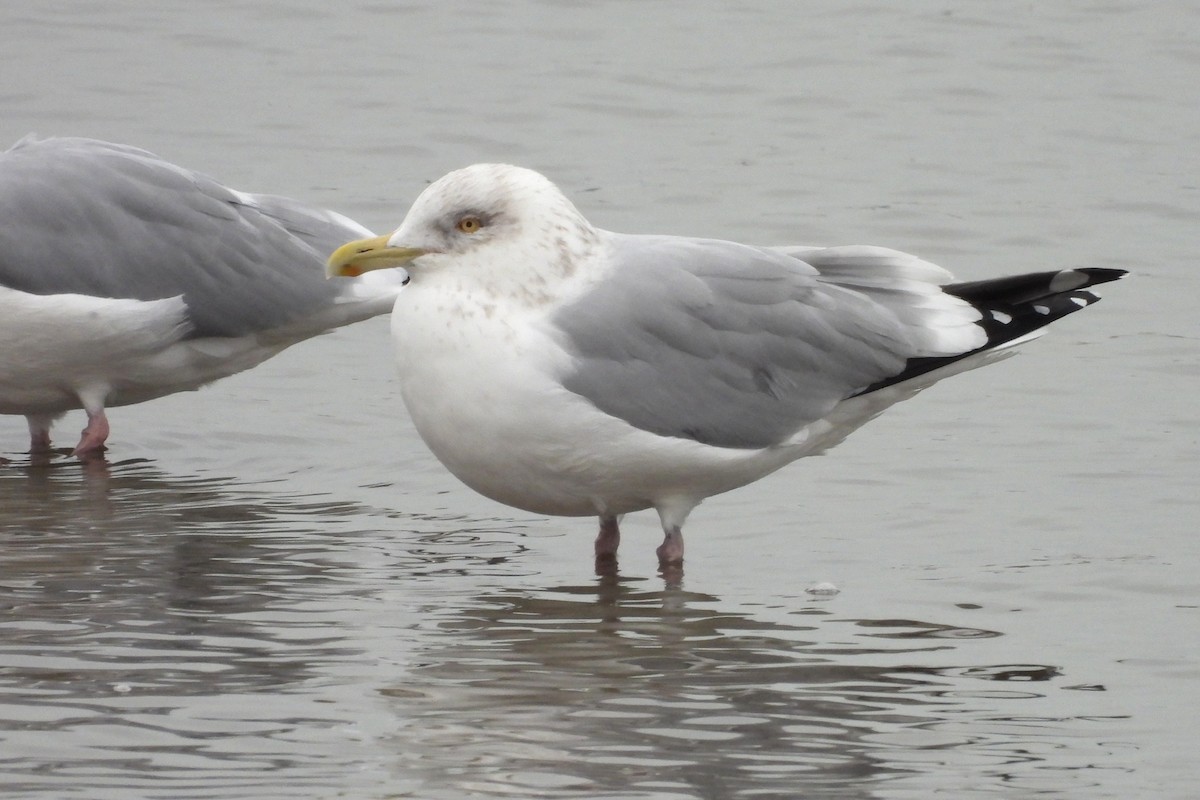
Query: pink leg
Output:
[[26, 416, 53, 453], [72, 408, 110, 457], [30, 429, 52, 452], [594, 515, 621, 560], [656, 526, 685, 565]]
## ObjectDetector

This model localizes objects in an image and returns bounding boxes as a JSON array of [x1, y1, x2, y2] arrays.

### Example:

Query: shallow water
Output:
[[2, 2, 1198, 798]]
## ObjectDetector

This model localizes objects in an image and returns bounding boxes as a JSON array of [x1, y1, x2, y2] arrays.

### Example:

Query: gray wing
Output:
[[553, 234, 973, 449], [0, 137, 371, 338]]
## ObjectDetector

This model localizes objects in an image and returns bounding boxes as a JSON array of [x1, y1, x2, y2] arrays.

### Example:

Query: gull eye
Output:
[[456, 215, 483, 234]]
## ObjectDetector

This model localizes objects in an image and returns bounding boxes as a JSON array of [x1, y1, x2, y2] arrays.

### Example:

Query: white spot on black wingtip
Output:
[[855, 268, 1119, 398], [1049, 269, 1089, 292]]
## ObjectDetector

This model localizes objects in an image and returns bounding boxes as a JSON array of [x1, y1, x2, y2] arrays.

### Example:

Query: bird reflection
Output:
[[0, 456, 548, 793], [1, 457, 378, 695], [379, 575, 1083, 799], [0, 459, 1113, 797]]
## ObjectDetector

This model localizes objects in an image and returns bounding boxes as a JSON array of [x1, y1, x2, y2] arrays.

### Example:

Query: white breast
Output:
[[389, 276, 812, 518]]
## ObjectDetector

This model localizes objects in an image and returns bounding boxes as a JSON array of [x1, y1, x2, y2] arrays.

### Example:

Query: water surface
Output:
[[1, 2, 1197, 797]]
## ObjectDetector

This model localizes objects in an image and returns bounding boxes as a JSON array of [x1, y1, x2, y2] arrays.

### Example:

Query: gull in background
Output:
[[0, 137, 406, 458]]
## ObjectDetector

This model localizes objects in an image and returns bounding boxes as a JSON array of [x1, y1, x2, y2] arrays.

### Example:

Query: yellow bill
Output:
[[326, 235, 426, 278]]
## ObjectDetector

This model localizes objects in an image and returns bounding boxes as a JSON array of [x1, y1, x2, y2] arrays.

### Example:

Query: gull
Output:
[[0, 137, 406, 458], [327, 163, 1124, 567]]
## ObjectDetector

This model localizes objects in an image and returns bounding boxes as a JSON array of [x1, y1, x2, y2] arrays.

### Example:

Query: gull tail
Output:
[[857, 267, 1127, 396]]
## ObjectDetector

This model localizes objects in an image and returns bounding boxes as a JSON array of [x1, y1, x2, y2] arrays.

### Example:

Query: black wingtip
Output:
[[944, 267, 1127, 306], [1074, 267, 1128, 287], [948, 266, 1128, 349], [853, 266, 1126, 398]]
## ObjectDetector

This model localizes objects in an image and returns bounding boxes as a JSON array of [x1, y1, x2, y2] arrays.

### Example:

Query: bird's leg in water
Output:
[[72, 409, 109, 457], [29, 430, 51, 452], [594, 515, 621, 560], [656, 526, 685, 565], [26, 416, 52, 454]]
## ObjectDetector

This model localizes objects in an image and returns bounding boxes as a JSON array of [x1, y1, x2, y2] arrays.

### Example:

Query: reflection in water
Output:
[[0, 461, 1132, 798], [0, 459, 529, 797], [382, 577, 1128, 799]]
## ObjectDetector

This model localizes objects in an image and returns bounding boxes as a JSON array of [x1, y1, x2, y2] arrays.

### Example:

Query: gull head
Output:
[[327, 164, 600, 292]]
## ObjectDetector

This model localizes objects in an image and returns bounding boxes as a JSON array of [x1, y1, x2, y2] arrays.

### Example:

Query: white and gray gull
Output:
[[327, 163, 1125, 568], [0, 137, 406, 458]]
